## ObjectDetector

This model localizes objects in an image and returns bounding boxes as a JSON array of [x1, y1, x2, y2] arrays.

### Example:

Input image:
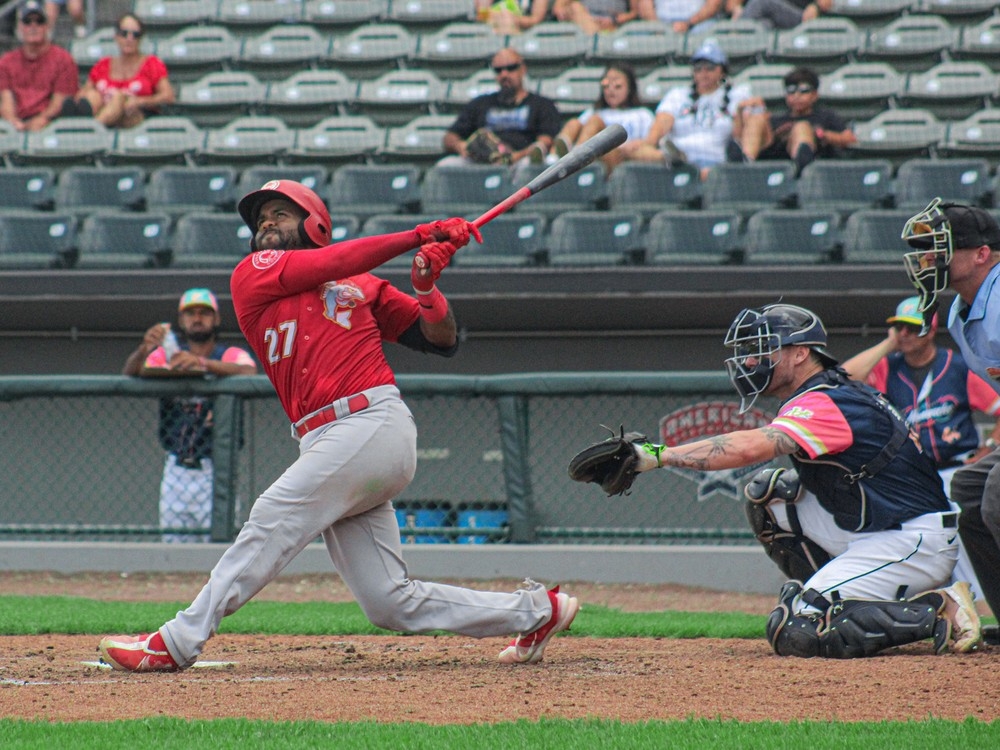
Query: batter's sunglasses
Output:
[[891, 323, 924, 335], [117, 28, 143, 38], [20, 15, 47, 25], [492, 62, 522, 74]]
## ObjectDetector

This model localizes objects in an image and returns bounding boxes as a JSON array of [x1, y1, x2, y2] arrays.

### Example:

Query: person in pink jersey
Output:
[[98, 180, 579, 672], [122, 288, 258, 543]]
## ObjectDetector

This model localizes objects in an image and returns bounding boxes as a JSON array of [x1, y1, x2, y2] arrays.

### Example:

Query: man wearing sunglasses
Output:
[[729, 67, 855, 175], [0, 0, 78, 132], [441, 48, 562, 170], [901, 198, 1000, 640]]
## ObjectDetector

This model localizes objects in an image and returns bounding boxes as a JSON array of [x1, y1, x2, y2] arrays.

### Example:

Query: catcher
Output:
[[569, 302, 983, 658], [440, 48, 562, 171]]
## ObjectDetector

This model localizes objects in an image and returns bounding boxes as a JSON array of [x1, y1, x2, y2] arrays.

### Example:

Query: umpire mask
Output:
[[724, 304, 836, 414], [901, 198, 952, 333]]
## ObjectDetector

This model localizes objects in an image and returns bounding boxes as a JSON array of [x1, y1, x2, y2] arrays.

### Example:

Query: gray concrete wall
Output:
[[0, 542, 788, 594]]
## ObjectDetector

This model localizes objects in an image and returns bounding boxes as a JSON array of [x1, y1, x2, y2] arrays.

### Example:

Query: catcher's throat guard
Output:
[[901, 198, 951, 335]]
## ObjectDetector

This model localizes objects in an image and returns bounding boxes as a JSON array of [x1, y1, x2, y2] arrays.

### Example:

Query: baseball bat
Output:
[[471, 123, 628, 229]]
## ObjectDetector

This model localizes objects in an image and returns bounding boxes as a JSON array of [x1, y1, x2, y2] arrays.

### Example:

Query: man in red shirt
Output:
[[0, 0, 78, 132], [98, 181, 579, 672]]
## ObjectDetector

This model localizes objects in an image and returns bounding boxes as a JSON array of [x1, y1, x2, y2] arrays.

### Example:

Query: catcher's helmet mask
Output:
[[725, 303, 837, 414], [238, 179, 332, 251], [901, 197, 1000, 328]]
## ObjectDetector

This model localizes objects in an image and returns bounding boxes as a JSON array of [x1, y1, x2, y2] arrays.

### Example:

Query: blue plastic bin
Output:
[[395, 502, 450, 544], [455, 503, 508, 544]]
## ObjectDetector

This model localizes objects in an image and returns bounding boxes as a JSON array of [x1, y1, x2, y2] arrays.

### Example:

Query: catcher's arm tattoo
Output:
[[637, 427, 799, 472]]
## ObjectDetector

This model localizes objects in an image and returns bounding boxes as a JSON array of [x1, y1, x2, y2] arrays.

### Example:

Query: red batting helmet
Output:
[[237, 179, 332, 250]]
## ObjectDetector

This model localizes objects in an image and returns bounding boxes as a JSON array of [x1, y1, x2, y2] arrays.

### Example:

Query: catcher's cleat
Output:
[[931, 616, 952, 656], [498, 586, 579, 665], [98, 631, 179, 672], [942, 581, 982, 653]]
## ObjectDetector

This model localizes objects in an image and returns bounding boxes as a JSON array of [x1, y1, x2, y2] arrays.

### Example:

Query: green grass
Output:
[[0, 595, 768, 638], [2, 717, 999, 749]]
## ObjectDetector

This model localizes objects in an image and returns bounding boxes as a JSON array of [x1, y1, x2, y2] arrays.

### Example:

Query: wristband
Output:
[[986, 438, 998, 450], [417, 285, 448, 324]]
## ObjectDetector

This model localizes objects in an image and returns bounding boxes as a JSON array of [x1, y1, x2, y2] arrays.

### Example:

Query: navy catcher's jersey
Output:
[[771, 369, 949, 532]]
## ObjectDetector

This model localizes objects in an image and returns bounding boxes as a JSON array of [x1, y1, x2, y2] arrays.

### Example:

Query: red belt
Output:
[[293, 394, 370, 438]]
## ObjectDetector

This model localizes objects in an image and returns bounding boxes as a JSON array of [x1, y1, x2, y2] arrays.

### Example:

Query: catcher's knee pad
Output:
[[765, 581, 821, 658], [745, 467, 802, 504], [817, 599, 940, 659], [745, 499, 831, 582]]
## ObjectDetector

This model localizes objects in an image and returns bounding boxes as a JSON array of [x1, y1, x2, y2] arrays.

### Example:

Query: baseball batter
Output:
[[98, 180, 578, 672]]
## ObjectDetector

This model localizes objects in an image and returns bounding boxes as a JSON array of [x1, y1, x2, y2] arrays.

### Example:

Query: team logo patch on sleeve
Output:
[[252, 249, 284, 269]]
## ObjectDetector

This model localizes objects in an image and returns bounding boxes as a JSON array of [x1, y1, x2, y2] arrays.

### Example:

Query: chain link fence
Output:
[[0, 374, 772, 546]]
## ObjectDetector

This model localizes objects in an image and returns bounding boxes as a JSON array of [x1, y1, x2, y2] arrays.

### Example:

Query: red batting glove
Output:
[[414, 217, 483, 248], [412, 241, 456, 294]]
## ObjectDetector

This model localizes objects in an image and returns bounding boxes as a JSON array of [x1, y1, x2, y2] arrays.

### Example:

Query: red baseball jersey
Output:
[[231, 246, 422, 422]]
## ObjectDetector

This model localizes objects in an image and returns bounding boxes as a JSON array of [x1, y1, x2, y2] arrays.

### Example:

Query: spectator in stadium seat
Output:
[[551, 61, 655, 173], [638, 0, 723, 35], [552, 0, 643, 33], [45, 0, 87, 40], [726, 0, 831, 29], [477, 0, 551, 34], [60, 13, 175, 129], [728, 66, 855, 175], [622, 40, 764, 181], [440, 47, 562, 172], [0, 0, 78, 132]]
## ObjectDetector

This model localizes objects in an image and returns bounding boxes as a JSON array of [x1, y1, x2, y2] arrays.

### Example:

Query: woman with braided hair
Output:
[[624, 40, 766, 180]]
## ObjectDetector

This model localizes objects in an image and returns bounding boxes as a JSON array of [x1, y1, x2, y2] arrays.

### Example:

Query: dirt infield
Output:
[[0, 572, 996, 723]]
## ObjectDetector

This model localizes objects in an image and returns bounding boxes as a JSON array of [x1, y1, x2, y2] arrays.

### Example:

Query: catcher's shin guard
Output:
[[817, 598, 940, 658], [745, 499, 831, 582]]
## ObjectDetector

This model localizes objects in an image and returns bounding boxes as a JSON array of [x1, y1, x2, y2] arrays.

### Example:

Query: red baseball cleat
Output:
[[498, 586, 579, 664], [98, 631, 179, 672]]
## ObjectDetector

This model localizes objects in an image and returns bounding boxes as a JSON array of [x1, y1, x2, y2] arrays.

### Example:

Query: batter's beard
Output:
[[256, 227, 304, 250], [185, 328, 218, 344]]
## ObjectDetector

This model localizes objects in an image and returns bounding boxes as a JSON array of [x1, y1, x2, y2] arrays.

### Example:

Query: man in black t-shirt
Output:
[[728, 67, 856, 175], [441, 47, 563, 169]]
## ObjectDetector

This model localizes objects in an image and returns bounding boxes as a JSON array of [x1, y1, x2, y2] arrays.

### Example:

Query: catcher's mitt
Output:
[[465, 128, 512, 165], [568, 425, 648, 497]]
